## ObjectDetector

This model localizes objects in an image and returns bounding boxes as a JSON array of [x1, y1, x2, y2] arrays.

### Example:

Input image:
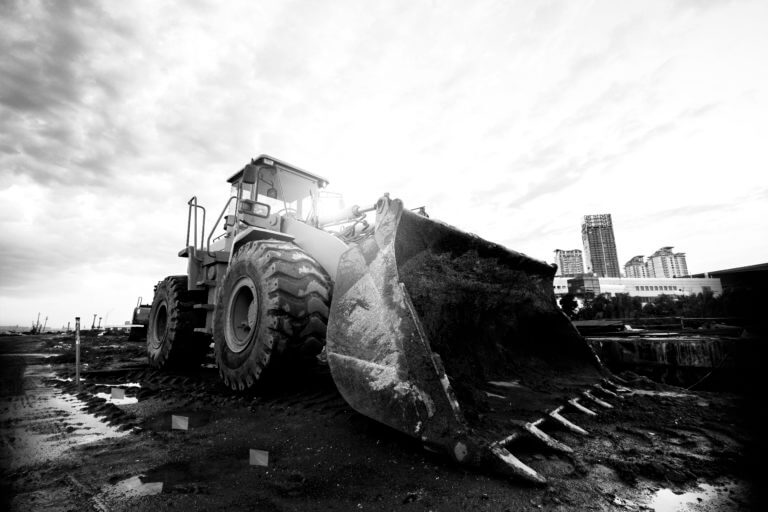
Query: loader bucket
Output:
[[326, 196, 614, 484]]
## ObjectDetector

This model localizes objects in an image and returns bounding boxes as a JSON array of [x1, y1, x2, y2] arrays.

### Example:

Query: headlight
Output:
[[239, 199, 270, 218]]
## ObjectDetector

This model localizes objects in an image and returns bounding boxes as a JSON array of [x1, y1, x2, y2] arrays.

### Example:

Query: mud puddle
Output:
[[643, 480, 749, 511], [99, 475, 164, 500], [0, 353, 57, 359], [629, 389, 694, 398], [96, 460, 214, 506], [93, 382, 142, 388], [91, 382, 142, 404], [487, 380, 523, 388], [0, 355, 131, 471], [94, 391, 139, 405], [52, 376, 85, 383]]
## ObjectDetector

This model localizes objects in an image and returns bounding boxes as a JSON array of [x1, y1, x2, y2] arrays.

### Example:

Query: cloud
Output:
[[510, 163, 594, 208], [0, 3, 86, 114], [672, 0, 738, 14], [0, 1, 139, 188]]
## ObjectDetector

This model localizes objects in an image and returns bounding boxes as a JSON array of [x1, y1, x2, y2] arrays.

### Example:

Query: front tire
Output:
[[147, 275, 207, 368], [213, 240, 331, 390]]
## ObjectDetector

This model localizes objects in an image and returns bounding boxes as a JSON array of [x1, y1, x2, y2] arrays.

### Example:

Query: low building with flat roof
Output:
[[553, 276, 722, 299], [692, 263, 768, 293]]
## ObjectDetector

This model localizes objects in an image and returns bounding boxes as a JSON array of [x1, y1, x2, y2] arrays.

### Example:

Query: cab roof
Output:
[[227, 154, 329, 187]]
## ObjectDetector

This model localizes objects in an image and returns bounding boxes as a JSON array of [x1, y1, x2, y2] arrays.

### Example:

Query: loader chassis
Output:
[[146, 154, 625, 484]]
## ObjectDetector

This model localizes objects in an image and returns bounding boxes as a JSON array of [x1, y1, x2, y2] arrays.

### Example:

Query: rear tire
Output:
[[147, 275, 208, 368], [128, 326, 147, 341], [213, 240, 331, 390]]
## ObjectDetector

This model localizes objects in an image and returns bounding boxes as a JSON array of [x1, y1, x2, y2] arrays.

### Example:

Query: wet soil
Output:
[[0, 334, 760, 511]]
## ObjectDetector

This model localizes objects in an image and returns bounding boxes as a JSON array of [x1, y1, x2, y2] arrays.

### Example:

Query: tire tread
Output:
[[214, 240, 332, 390]]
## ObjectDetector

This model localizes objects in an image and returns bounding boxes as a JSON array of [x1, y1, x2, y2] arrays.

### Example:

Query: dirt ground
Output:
[[0, 333, 760, 511]]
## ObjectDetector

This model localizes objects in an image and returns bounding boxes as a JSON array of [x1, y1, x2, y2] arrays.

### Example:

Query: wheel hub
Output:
[[151, 302, 168, 350], [226, 277, 258, 353]]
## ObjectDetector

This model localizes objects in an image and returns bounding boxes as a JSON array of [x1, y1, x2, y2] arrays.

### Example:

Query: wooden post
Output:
[[75, 317, 81, 390]]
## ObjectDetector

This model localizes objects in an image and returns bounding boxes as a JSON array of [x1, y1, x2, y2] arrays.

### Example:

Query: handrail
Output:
[[207, 196, 237, 257], [186, 196, 207, 253]]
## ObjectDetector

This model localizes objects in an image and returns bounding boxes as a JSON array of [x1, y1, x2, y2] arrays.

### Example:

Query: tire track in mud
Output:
[[41, 336, 756, 495], [51, 361, 749, 487], [51, 363, 352, 431]]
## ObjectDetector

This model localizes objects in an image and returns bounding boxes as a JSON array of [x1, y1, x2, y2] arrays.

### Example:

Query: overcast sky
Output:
[[1, 0, 766, 328]]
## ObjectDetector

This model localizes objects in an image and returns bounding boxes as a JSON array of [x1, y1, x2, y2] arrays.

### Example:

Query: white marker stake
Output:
[[142, 482, 164, 494], [171, 415, 189, 430], [111, 388, 126, 400], [249, 449, 269, 467], [75, 317, 81, 391]]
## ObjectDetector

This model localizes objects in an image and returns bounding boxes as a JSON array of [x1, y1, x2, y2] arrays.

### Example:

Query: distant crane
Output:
[[42, 316, 48, 333], [91, 314, 97, 330]]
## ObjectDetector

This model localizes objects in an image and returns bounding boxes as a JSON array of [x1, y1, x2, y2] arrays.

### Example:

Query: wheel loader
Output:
[[128, 297, 151, 341], [146, 154, 627, 484]]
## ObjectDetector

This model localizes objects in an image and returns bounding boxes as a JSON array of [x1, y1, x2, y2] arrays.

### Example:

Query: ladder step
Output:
[[196, 280, 217, 287], [194, 327, 211, 334], [193, 304, 214, 311]]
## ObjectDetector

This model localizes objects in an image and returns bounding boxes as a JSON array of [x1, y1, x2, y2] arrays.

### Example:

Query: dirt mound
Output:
[[399, 249, 604, 428]]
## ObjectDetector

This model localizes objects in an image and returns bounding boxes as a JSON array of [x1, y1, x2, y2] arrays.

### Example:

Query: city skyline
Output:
[[556, 214, 696, 279]]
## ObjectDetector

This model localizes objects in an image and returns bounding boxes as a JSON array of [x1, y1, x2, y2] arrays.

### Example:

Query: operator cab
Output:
[[226, 155, 329, 232]]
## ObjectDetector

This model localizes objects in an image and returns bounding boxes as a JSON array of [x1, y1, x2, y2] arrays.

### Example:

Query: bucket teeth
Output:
[[568, 398, 597, 416], [524, 422, 573, 453], [548, 406, 589, 435], [489, 382, 623, 482], [582, 390, 613, 409], [608, 374, 630, 385], [489, 444, 547, 485], [494, 431, 523, 448], [594, 383, 622, 400], [602, 378, 632, 393]]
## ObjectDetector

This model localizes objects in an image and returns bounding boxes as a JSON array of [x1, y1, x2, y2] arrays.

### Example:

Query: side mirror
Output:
[[239, 199, 270, 218], [243, 164, 259, 185]]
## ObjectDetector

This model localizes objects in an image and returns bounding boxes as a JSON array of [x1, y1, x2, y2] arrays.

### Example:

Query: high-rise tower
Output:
[[581, 214, 620, 278], [646, 247, 689, 278], [624, 255, 648, 278], [554, 249, 584, 277]]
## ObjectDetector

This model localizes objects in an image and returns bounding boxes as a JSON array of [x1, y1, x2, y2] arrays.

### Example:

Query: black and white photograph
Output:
[[1, 1, 765, 510]]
